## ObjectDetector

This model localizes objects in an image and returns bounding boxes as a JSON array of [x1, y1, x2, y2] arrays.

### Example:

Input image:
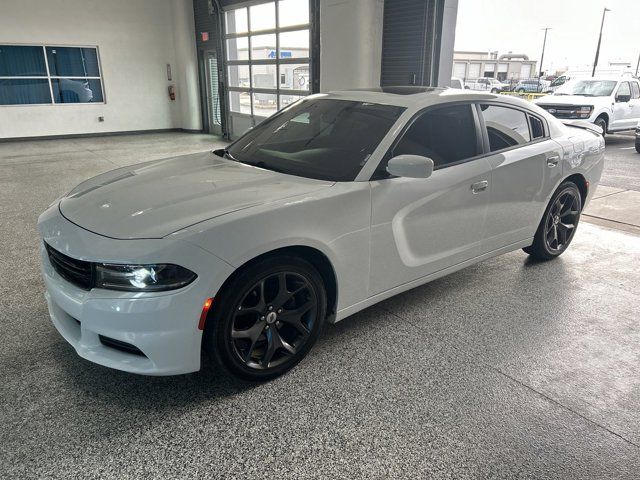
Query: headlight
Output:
[[577, 106, 593, 118], [95, 263, 197, 291]]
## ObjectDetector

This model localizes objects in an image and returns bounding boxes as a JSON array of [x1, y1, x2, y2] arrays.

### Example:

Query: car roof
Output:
[[318, 87, 534, 110]]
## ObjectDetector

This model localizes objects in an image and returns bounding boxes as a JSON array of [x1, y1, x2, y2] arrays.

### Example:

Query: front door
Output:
[[611, 81, 634, 131], [368, 103, 492, 296]]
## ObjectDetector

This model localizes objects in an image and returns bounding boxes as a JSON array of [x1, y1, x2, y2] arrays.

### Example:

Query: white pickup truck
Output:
[[464, 77, 509, 93], [535, 76, 640, 136]]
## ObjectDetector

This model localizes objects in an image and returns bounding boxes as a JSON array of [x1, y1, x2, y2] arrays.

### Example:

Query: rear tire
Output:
[[523, 182, 582, 260], [635, 141, 640, 154], [204, 255, 326, 381]]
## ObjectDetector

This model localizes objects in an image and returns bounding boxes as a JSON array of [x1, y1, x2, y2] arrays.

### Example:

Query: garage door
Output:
[[453, 62, 467, 79]]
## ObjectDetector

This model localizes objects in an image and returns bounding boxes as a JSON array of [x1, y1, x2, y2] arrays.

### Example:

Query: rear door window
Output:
[[480, 104, 531, 151]]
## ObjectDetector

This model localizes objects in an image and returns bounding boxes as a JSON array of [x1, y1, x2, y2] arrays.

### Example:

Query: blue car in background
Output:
[[515, 78, 550, 93]]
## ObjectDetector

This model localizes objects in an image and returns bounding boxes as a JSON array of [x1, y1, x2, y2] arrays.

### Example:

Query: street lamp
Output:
[[538, 27, 551, 92], [592, 7, 611, 77]]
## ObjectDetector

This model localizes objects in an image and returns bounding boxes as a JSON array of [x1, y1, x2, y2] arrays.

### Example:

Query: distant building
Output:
[[452, 51, 538, 81]]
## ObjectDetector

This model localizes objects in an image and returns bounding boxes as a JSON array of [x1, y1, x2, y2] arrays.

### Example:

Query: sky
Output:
[[454, 0, 640, 74]]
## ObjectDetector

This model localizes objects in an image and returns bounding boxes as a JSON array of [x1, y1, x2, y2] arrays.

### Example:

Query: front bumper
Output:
[[38, 205, 234, 376]]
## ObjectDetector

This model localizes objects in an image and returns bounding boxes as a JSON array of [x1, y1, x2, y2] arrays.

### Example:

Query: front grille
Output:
[[99, 335, 146, 356], [45, 243, 93, 290], [538, 104, 581, 119]]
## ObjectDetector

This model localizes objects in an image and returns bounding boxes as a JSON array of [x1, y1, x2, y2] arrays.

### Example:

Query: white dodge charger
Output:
[[38, 87, 605, 380]]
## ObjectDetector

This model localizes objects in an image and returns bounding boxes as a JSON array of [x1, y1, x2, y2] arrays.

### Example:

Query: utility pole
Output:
[[635, 52, 640, 76], [592, 7, 611, 77], [538, 28, 551, 92]]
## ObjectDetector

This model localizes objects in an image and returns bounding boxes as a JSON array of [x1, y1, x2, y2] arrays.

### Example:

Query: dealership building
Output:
[[0, 0, 458, 140], [452, 50, 537, 82]]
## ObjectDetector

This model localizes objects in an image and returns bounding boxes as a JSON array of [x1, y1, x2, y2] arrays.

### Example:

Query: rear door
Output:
[[478, 103, 564, 250], [629, 81, 640, 126]]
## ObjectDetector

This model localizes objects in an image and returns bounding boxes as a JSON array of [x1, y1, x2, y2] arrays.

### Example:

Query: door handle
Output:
[[471, 180, 488, 194], [547, 156, 560, 168]]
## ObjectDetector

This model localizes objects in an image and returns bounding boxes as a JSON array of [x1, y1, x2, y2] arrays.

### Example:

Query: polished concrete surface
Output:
[[1, 133, 640, 479]]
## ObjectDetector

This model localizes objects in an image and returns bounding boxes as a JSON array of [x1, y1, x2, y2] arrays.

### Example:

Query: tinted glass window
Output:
[[52, 78, 103, 103], [481, 105, 531, 151], [631, 82, 640, 99], [392, 104, 478, 169], [46, 47, 100, 77], [0, 79, 52, 105], [529, 115, 544, 139], [225, 98, 405, 181], [0, 45, 47, 76]]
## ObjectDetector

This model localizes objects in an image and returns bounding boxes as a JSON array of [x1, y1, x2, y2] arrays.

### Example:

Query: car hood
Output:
[[535, 95, 601, 105], [59, 151, 334, 239]]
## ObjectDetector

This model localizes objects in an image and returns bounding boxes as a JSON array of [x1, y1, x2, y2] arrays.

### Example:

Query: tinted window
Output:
[[631, 82, 640, 99], [392, 104, 478, 169], [225, 98, 405, 181], [0, 44, 103, 105], [0, 45, 47, 76], [481, 105, 531, 151], [46, 47, 100, 77], [529, 115, 545, 139], [0, 79, 52, 105], [52, 78, 103, 103]]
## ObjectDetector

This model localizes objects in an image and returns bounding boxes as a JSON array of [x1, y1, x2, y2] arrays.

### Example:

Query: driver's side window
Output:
[[382, 104, 479, 175], [617, 82, 631, 100]]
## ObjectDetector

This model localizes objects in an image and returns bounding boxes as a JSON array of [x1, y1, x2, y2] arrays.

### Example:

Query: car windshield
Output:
[[555, 79, 617, 97], [224, 98, 405, 181], [489, 79, 501, 84]]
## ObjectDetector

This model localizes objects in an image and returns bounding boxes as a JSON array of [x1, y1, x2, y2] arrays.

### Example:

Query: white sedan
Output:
[[38, 87, 605, 380]]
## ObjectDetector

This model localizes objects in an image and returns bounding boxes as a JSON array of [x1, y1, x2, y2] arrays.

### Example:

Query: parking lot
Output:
[[1, 132, 640, 479]]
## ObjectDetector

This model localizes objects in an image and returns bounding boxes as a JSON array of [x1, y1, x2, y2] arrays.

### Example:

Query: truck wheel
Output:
[[635, 142, 640, 154], [594, 116, 607, 138]]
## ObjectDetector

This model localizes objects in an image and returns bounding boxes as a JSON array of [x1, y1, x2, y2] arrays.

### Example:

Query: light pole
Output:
[[592, 7, 611, 77], [538, 27, 551, 92]]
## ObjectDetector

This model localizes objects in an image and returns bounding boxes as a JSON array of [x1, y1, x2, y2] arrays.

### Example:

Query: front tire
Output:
[[594, 116, 607, 138], [205, 256, 326, 381], [635, 141, 640, 154], [523, 182, 582, 260]]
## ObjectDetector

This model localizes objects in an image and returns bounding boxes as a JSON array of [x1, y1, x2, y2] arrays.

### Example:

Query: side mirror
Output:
[[386, 155, 434, 179], [616, 94, 631, 103]]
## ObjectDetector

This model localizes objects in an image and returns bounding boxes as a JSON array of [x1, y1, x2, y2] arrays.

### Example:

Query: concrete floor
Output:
[[2, 133, 640, 479]]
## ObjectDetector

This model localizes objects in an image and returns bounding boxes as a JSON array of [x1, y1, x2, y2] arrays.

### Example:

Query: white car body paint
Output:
[[38, 88, 605, 375]]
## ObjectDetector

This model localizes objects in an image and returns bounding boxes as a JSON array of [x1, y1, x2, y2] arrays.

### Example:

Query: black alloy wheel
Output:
[[543, 190, 580, 252], [206, 256, 326, 381], [524, 182, 582, 260]]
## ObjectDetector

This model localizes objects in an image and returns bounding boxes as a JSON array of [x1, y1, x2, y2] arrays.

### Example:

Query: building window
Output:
[[0, 45, 104, 105], [224, 0, 310, 119]]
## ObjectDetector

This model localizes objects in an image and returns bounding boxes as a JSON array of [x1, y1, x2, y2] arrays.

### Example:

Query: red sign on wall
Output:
[[201, 32, 209, 42]]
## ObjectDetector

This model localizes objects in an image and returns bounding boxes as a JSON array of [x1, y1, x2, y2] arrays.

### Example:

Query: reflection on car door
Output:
[[368, 104, 492, 296], [478, 104, 564, 250], [611, 81, 633, 131]]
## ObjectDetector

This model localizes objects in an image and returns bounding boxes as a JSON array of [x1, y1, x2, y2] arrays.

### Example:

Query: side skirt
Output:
[[333, 239, 533, 323]]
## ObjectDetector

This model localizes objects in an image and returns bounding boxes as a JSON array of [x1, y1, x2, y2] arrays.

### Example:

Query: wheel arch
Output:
[[210, 245, 339, 323], [563, 173, 588, 205]]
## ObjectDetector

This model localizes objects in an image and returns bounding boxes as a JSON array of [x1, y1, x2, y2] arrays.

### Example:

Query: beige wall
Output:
[[0, 0, 201, 139]]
